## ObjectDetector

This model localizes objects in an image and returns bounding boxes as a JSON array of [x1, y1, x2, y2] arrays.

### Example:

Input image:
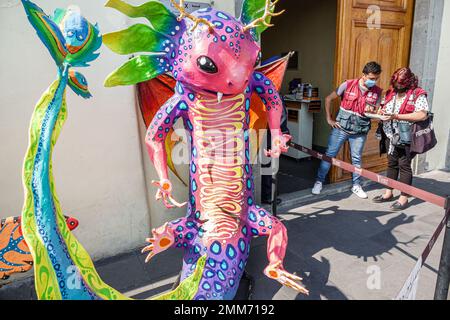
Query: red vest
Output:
[[340, 79, 382, 115], [382, 87, 428, 114]]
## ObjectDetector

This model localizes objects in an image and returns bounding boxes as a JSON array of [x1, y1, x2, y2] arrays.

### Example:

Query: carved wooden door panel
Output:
[[331, 0, 415, 183]]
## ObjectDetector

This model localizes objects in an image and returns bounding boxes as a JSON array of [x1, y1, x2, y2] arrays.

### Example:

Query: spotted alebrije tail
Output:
[[103, 0, 185, 87], [20, 0, 126, 300], [21, 0, 206, 300]]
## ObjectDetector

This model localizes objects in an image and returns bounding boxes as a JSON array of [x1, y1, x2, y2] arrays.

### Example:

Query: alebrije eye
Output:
[[197, 56, 218, 74]]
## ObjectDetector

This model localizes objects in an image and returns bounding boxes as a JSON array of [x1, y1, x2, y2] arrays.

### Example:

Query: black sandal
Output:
[[372, 195, 394, 203], [390, 201, 409, 212]]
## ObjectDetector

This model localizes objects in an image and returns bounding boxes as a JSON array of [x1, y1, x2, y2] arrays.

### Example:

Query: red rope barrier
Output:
[[288, 142, 448, 209]]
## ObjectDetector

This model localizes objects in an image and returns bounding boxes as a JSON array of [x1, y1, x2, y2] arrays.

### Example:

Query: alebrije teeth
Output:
[[217, 92, 223, 103]]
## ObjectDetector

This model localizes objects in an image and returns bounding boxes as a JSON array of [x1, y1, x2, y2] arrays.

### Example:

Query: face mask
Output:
[[365, 79, 377, 88], [394, 86, 408, 93]]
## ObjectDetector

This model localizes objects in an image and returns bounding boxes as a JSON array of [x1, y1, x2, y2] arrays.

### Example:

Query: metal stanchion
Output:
[[271, 158, 279, 217], [434, 197, 450, 300], [271, 173, 278, 217]]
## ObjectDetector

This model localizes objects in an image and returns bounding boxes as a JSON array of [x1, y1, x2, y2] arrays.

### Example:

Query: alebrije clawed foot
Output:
[[264, 262, 309, 295], [142, 222, 175, 263]]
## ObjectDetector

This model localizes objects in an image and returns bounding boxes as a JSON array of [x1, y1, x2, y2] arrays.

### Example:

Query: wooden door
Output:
[[331, 0, 415, 183]]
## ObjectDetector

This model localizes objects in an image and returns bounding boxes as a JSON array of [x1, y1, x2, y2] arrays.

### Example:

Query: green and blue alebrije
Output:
[[104, 0, 185, 87]]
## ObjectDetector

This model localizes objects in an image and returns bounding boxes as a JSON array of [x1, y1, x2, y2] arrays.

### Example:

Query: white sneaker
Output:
[[312, 182, 323, 195], [352, 185, 368, 199]]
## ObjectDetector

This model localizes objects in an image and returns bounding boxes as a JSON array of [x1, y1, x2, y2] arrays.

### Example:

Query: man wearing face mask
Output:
[[312, 61, 383, 198], [373, 67, 429, 211]]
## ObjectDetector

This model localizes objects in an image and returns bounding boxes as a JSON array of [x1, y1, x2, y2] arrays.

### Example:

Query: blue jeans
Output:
[[316, 128, 368, 186]]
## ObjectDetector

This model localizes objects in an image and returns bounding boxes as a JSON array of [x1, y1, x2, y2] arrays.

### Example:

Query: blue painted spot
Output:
[[188, 93, 195, 101], [220, 260, 229, 271], [247, 197, 253, 206], [217, 270, 226, 281], [186, 221, 195, 229], [226, 245, 236, 259], [242, 226, 248, 236], [247, 179, 252, 190], [245, 98, 250, 111], [191, 163, 197, 174], [192, 179, 198, 192], [186, 232, 194, 240], [251, 228, 259, 235], [176, 226, 184, 232], [255, 86, 265, 94], [187, 119, 193, 130], [206, 270, 215, 278], [254, 73, 263, 80], [208, 258, 216, 267], [213, 21, 224, 29], [177, 83, 184, 94], [239, 260, 245, 270], [214, 282, 223, 291], [221, 35, 227, 42], [225, 26, 234, 33], [249, 211, 257, 222], [194, 245, 201, 254], [216, 12, 230, 20], [202, 282, 211, 290], [259, 221, 265, 227], [211, 241, 222, 255], [229, 279, 235, 287], [239, 239, 246, 253], [178, 101, 188, 110]]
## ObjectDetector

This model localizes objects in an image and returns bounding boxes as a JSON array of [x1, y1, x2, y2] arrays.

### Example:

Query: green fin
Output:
[[104, 55, 167, 87], [68, 70, 92, 99], [152, 255, 206, 300], [21, 0, 68, 66], [240, 0, 278, 40], [103, 24, 171, 55], [105, 0, 181, 35]]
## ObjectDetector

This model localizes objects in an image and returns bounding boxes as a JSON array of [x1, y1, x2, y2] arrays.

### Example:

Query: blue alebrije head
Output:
[[53, 7, 102, 67]]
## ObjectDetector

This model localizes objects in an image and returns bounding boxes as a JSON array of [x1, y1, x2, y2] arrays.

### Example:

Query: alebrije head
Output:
[[172, 8, 261, 97], [53, 6, 102, 67], [104, 0, 284, 96]]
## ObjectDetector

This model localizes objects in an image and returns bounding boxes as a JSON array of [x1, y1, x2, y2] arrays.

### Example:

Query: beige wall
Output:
[[0, 0, 235, 262], [262, 0, 337, 148], [427, 0, 450, 171]]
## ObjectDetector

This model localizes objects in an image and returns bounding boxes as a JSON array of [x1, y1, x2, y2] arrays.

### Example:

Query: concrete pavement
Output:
[[1, 170, 449, 300]]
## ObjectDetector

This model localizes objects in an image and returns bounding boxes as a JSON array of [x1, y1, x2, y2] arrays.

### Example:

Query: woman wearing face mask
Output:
[[373, 67, 429, 211]]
